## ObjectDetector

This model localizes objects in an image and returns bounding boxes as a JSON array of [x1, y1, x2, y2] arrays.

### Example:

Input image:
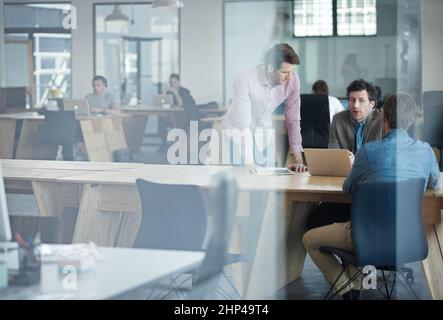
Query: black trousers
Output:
[[305, 202, 351, 230]]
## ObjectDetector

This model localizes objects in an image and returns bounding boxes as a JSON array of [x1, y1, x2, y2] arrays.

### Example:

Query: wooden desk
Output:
[[121, 106, 227, 116], [2, 159, 443, 299], [0, 246, 204, 300], [0, 113, 127, 161]]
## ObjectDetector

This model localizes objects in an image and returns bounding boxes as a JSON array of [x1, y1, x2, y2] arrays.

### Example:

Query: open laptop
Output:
[[63, 99, 91, 117], [153, 94, 174, 108], [304, 149, 352, 177]]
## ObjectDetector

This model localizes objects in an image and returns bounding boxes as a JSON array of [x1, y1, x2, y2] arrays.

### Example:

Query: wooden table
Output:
[[120, 107, 227, 152], [0, 246, 204, 300], [121, 106, 227, 116], [2, 159, 442, 299], [0, 113, 127, 162]]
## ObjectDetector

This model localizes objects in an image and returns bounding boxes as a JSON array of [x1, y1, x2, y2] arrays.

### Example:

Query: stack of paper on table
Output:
[[38, 243, 102, 272]]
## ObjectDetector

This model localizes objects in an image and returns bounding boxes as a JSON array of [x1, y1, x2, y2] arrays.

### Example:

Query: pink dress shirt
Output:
[[223, 65, 303, 154]]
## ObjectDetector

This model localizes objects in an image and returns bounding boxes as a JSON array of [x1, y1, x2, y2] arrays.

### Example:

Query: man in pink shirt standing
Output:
[[223, 43, 307, 172]]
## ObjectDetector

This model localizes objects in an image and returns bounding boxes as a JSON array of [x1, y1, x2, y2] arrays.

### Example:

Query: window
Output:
[[336, 0, 377, 36], [94, 3, 180, 106], [33, 33, 72, 106], [293, 0, 377, 37], [4, 3, 72, 108], [294, 0, 333, 36]]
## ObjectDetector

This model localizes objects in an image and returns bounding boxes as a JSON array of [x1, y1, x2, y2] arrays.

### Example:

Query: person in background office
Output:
[[312, 80, 344, 123], [306, 79, 383, 230], [166, 73, 217, 121], [303, 93, 440, 300], [85, 75, 119, 113], [222, 43, 306, 171], [157, 73, 217, 151]]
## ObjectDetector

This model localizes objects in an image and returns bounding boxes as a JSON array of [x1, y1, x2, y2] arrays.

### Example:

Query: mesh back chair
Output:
[[320, 179, 428, 300], [300, 94, 330, 148], [423, 91, 443, 169], [134, 173, 246, 299], [188, 171, 238, 299], [41, 111, 77, 161], [134, 180, 207, 251]]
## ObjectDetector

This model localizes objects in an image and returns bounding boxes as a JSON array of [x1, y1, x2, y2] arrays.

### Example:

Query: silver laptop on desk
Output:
[[63, 99, 91, 117], [304, 149, 352, 177], [153, 94, 174, 108]]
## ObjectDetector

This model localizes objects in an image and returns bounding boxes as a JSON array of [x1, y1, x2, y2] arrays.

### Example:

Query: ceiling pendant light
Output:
[[105, 5, 129, 22], [152, 0, 184, 9]]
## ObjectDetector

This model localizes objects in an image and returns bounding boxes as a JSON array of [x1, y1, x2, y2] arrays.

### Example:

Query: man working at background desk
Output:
[[303, 93, 440, 300], [306, 79, 383, 230], [158, 73, 218, 151], [85, 75, 120, 114]]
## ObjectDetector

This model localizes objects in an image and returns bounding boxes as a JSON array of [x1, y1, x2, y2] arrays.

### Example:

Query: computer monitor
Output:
[[0, 87, 27, 113], [0, 162, 12, 242]]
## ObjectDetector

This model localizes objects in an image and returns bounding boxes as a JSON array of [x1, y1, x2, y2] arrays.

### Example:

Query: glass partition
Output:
[[94, 3, 180, 106]]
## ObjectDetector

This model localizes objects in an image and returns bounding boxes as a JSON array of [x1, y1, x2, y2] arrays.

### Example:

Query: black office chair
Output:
[[300, 94, 330, 148], [422, 91, 443, 169], [134, 173, 247, 299], [41, 111, 77, 161], [320, 179, 428, 300]]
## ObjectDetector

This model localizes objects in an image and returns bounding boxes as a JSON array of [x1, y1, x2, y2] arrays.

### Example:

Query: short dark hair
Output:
[[346, 79, 377, 102], [312, 80, 329, 95], [169, 73, 180, 81], [383, 93, 417, 130], [92, 75, 107, 87], [265, 43, 300, 70]]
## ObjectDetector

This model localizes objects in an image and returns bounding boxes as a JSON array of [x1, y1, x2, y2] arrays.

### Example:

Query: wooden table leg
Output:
[[72, 184, 141, 247], [15, 120, 57, 160], [79, 119, 112, 162], [0, 119, 16, 159], [422, 197, 443, 300], [243, 192, 313, 299], [103, 117, 128, 155], [122, 116, 148, 153], [9, 181, 78, 243]]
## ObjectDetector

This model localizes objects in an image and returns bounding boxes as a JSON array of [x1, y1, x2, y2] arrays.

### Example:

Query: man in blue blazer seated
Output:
[[303, 93, 440, 300]]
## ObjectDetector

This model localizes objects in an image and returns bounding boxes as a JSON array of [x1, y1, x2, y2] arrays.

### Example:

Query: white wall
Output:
[[0, 0, 5, 87], [181, 0, 223, 104], [422, 0, 443, 92]]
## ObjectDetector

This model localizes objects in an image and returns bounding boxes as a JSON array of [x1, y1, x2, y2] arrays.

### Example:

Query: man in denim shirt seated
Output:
[[303, 93, 440, 300]]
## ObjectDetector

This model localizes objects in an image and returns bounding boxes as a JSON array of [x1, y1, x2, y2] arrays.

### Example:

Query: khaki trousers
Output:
[[303, 221, 362, 295]]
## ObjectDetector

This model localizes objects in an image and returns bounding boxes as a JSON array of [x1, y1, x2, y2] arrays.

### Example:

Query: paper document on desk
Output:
[[38, 242, 103, 272], [251, 167, 294, 175]]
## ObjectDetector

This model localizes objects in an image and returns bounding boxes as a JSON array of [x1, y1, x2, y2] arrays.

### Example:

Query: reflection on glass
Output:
[[337, 0, 377, 36], [293, 0, 333, 37], [4, 4, 72, 107], [95, 4, 179, 106]]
